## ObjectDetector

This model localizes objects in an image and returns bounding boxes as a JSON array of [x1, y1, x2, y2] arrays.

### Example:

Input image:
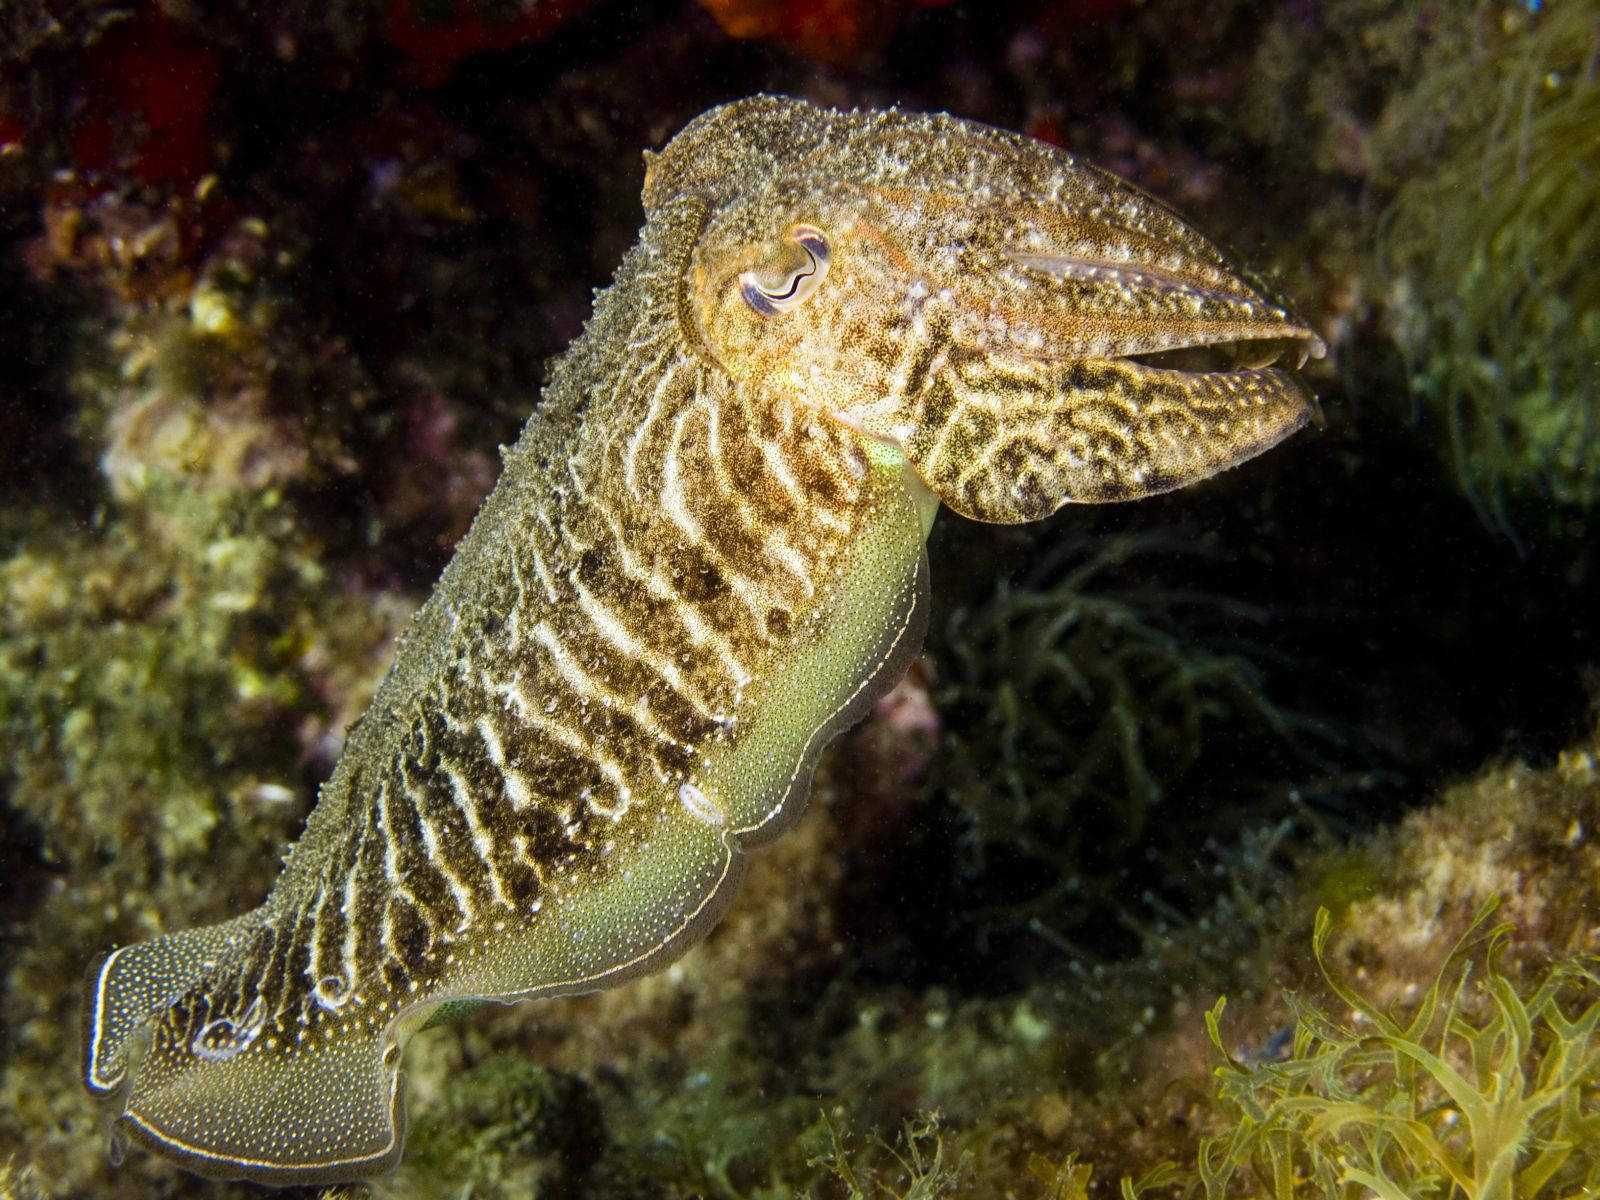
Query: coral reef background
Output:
[[2, 0, 1598, 1196]]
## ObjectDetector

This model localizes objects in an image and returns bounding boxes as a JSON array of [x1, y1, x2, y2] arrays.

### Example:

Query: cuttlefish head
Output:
[[649, 95, 1325, 522]]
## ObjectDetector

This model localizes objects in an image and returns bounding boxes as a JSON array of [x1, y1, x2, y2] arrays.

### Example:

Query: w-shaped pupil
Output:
[[740, 225, 831, 316]]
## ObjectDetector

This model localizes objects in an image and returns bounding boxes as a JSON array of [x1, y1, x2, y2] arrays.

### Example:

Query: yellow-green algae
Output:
[[403, 1058, 605, 1199], [1203, 902, 1600, 1199], [1374, 0, 1600, 527]]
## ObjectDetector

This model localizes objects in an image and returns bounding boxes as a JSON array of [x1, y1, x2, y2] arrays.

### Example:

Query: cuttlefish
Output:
[[83, 95, 1324, 1184]]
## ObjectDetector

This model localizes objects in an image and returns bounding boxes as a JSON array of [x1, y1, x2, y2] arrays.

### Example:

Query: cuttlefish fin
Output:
[[83, 913, 262, 1098], [86, 911, 407, 1183]]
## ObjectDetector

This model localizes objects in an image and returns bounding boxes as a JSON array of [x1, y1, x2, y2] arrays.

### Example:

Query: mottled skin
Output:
[[83, 95, 1323, 1185]]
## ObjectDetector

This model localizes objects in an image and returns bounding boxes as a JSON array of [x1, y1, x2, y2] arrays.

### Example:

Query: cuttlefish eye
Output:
[[738, 224, 831, 316]]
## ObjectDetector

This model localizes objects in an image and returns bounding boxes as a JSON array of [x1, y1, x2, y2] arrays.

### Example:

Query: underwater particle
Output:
[[1374, 1, 1600, 527], [81, 94, 1321, 1183]]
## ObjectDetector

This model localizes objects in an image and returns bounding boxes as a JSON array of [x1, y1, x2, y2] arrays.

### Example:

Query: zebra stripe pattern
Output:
[[84, 95, 1322, 1184]]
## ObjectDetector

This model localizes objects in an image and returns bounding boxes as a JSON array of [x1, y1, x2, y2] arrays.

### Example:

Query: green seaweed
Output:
[[0, 481, 379, 875], [812, 1114, 972, 1200], [1375, 0, 1600, 530], [0, 1158, 48, 1200], [1026, 1152, 1186, 1200], [401, 1058, 607, 1200], [927, 528, 1350, 944], [1200, 900, 1600, 1199]]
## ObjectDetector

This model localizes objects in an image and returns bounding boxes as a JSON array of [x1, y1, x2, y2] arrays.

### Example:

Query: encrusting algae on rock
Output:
[[80, 94, 1323, 1184]]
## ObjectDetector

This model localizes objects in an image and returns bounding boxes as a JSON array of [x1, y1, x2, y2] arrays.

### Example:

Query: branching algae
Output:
[[81, 95, 1324, 1184], [1203, 904, 1600, 1199]]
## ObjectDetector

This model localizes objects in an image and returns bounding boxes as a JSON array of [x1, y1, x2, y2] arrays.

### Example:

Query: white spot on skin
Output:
[[678, 781, 726, 826]]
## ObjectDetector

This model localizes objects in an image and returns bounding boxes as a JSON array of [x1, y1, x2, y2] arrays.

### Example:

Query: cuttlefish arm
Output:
[[84, 95, 1320, 1186], [666, 96, 1324, 523]]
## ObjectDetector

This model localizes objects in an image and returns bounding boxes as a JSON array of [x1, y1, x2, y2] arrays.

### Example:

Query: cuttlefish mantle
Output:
[[83, 94, 1324, 1184]]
